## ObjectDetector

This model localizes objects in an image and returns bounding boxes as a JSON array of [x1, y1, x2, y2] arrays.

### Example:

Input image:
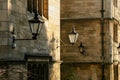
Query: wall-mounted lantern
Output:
[[11, 12, 44, 48], [28, 12, 44, 39], [68, 25, 79, 44], [68, 25, 85, 55], [117, 43, 120, 53], [78, 43, 85, 54]]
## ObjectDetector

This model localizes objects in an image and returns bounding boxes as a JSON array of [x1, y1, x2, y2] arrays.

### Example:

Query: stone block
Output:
[[0, 10, 8, 21], [0, 22, 9, 31], [0, 38, 8, 45]]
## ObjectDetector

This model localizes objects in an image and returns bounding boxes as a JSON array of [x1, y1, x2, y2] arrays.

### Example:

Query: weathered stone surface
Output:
[[0, 0, 60, 80], [61, 0, 120, 80], [61, 0, 111, 19]]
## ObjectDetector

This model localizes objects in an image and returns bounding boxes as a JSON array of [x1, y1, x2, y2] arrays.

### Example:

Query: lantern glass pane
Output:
[[37, 23, 42, 34], [29, 23, 40, 34], [74, 33, 78, 43]]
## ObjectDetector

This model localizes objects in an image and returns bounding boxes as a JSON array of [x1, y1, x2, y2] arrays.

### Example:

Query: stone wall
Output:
[[0, 0, 60, 80], [61, 0, 111, 19], [0, 0, 10, 59], [60, 0, 120, 80], [112, 0, 120, 21], [60, 0, 120, 63], [4, 0, 60, 62], [61, 64, 110, 80], [61, 19, 111, 63]]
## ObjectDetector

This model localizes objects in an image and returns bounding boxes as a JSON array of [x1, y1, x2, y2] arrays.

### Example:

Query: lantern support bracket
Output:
[[59, 39, 86, 55], [11, 28, 37, 49], [11, 12, 44, 49]]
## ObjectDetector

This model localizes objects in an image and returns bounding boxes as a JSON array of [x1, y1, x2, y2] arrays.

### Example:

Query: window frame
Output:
[[27, 0, 48, 19], [27, 62, 49, 80], [25, 54, 52, 80]]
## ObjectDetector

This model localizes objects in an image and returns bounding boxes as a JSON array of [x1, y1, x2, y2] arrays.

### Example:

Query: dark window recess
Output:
[[27, 0, 48, 19], [27, 62, 49, 80], [33, 0, 37, 13], [113, 23, 118, 42], [27, 0, 33, 13], [38, 0, 42, 16]]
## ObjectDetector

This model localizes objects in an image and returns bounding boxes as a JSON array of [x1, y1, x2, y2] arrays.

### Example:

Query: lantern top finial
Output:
[[70, 25, 77, 34]]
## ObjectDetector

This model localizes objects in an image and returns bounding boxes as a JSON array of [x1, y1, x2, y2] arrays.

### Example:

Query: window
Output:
[[27, 0, 48, 19], [113, 23, 118, 42], [27, 62, 49, 80], [113, 0, 118, 7]]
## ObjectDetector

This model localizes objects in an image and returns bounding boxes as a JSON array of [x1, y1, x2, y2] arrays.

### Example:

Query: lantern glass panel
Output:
[[29, 22, 41, 34], [68, 33, 78, 44]]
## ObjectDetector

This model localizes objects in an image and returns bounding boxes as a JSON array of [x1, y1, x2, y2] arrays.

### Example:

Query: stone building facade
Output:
[[0, 0, 60, 80], [61, 0, 120, 80]]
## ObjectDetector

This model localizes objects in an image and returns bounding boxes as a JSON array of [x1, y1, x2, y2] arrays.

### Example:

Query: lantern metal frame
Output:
[[11, 12, 44, 48], [68, 26, 79, 45], [28, 12, 44, 39]]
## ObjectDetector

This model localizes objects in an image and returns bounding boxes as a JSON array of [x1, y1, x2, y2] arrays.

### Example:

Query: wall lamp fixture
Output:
[[68, 26, 85, 55], [11, 12, 44, 48], [117, 43, 120, 53], [68, 26, 79, 44], [78, 43, 85, 55]]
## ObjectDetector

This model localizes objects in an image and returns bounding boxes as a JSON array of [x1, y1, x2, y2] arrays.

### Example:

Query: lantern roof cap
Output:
[[28, 12, 44, 23], [68, 25, 78, 34]]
